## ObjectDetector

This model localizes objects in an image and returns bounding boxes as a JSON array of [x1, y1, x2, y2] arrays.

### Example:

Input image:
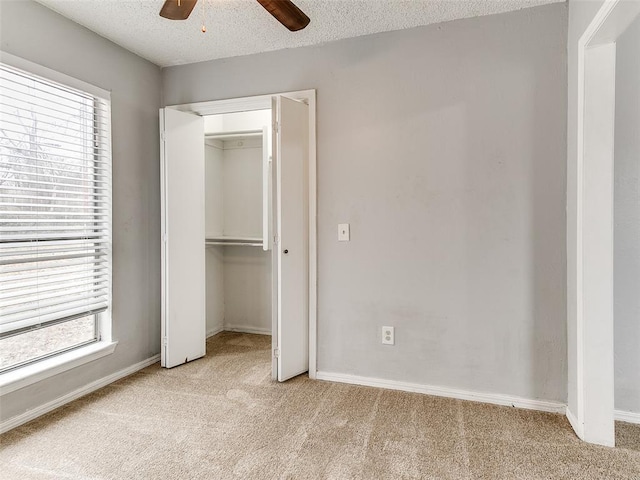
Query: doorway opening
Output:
[[569, 0, 640, 446], [613, 12, 640, 449]]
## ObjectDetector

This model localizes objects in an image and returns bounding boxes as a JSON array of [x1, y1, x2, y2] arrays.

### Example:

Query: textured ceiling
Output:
[[35, 0, 563, 67]]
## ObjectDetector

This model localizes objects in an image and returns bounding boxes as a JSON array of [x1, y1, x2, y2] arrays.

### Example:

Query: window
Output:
[[0, 60, 112, 374]]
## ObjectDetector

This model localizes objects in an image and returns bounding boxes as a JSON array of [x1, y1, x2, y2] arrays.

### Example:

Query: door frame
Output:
[[569, 0, 640, 446], [165, 89, 318, 379]]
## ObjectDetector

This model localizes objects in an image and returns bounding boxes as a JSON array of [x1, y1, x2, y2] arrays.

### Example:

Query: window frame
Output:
[[0, 51, 116, 395]]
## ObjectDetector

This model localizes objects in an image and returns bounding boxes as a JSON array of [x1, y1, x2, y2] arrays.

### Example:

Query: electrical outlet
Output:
[[382, 326, 394, 345]]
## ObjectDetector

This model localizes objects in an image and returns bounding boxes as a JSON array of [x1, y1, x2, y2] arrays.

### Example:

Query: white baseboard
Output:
[[615, 409, 640, 424], [206, 326, 224, 338], [0, 354, 160, 434], [224, 325, 271, 336], [316, 371, 566, 414]]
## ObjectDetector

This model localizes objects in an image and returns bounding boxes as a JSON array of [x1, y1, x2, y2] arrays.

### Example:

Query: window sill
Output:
[[0, 341, 118, 396]]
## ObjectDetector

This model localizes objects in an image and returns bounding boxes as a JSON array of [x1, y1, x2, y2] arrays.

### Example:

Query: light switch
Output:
[[338, 223, 350, 242]]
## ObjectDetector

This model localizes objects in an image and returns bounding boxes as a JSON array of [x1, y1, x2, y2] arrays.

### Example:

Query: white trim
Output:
[[615, 410, 640, 425], [307, 90, 317, 380], [0, 51, 111, 101], [224, 325, 271, 336], [0, 341, 117, 396], [566, 407, 583, 439], [169, 89, 314, 117], [0, 353, 159, 434], [206, 326, 224, 338], [585, 0, 640, 47], [100, 86, 114, 350], [159, 109, 168, 368], [575, 24, 586, 434], [316, 372, 566, 414], [207, 325, 272, 337], [579, 0, 618, 48]]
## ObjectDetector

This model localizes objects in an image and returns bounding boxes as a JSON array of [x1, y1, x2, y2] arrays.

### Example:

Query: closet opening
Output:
[[204, 110, 273, 370], [159, 90, 317, 382]]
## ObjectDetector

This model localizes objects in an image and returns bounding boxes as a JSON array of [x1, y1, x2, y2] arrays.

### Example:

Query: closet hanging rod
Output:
[[204, 130, 263, 140], [205, 236, 263, 246], [205, 236, 262, 242], [205, 241, 263, 247]]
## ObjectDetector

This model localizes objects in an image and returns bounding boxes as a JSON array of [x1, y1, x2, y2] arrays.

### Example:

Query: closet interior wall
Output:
[[204, 110, 272, 337]]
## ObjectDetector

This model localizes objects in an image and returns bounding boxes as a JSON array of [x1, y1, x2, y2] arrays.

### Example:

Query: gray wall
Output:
[[614, 15, 640, 415], [164, 3, 568, 402], [205, 145, 226, 335], [0, 1, 162, 421], [223, 247, 272, 334]]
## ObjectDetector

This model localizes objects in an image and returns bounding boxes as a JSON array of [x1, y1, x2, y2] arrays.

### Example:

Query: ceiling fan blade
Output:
[[160, 0, 198, 20], [256, 0, 310, 32]]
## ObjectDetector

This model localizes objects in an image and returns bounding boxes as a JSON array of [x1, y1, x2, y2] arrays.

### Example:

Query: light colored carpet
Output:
[[1, 331, 639, 479]]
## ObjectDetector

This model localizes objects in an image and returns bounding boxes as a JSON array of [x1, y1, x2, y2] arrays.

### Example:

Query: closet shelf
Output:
[[205, 236, 263, 247]]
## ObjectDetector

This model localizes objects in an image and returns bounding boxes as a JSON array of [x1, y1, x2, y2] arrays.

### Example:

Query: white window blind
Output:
[[0, 63, 112, 351]]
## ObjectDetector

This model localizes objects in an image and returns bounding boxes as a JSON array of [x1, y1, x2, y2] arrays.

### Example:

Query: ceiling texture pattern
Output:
[[35, 0, 563, 67]]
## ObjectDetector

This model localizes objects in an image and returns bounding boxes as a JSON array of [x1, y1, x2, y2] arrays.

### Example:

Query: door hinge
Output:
[[160, 131, 165, 142], [274, 235, 279, 245], [162, 336, 168, 347], [273, 348, 280, 358], [273, 121, 279, 134], [162, 233, 168, 243]]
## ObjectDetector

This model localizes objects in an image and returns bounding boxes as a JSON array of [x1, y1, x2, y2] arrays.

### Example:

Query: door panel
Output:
[[274, 96, 309, 381], [160, 108, 206, 368]]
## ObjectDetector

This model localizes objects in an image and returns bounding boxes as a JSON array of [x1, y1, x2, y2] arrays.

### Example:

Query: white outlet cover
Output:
[[382, 326, 394, 345]]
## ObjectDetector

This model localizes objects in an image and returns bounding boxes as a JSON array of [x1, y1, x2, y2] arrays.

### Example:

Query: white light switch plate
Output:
[[338, 223, 350, 242]]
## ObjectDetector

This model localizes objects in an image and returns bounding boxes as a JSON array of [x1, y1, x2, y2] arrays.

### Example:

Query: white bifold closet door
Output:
[[160, 108, 206, 368], [273, 96, 309, 381]]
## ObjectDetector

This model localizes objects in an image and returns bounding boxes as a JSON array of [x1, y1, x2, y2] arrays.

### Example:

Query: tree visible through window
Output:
[[0, 62, 111, 372]]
